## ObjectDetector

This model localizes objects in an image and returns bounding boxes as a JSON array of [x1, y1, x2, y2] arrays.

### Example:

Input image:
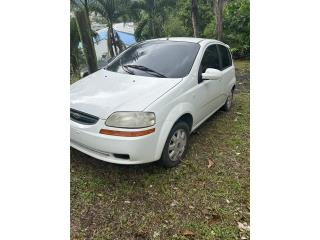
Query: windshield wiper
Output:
[[120, 59, 135, 75], [124, 64, 167, 78]]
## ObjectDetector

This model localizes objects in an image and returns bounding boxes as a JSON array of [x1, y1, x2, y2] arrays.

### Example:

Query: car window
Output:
[[200, 45, 220, 73], [107, 40, 200, 78], [218, 45, 232, 69]]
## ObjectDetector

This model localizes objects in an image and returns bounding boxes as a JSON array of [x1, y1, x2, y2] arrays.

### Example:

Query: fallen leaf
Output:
[[226, 199, 230, 204], [153, 231, 160, 238], [237, 222, 250, 232], [170, 200, 178, 207], [207, 160, 215, 169], [182, 230, 195, 236], [124, 200, 131, 204]]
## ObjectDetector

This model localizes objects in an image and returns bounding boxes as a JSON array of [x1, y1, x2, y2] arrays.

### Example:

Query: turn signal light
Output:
[[99, 128, 155, 137]]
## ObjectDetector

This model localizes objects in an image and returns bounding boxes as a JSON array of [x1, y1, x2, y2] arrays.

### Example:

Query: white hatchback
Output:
[[70, 37, 236, 167]]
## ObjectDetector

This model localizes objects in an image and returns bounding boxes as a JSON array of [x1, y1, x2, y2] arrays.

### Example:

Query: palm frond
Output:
[[134, 17, 148, 41]]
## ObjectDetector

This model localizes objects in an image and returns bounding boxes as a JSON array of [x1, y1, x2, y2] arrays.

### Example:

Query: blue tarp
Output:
[[79, 29, 136, 48], [96, 29, 136, 46]]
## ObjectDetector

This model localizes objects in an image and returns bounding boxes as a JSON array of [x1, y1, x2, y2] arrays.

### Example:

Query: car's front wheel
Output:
[[160, 121, 190, 168]]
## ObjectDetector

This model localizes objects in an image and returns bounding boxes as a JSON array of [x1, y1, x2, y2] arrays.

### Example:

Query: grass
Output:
[[70, 60, 250, 240]]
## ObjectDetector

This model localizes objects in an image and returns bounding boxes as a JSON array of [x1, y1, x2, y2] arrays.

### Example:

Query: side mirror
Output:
[[201, 68, 222, 80]]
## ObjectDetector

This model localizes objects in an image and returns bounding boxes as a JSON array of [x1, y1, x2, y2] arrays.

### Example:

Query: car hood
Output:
[[70, 69, 182, 119]]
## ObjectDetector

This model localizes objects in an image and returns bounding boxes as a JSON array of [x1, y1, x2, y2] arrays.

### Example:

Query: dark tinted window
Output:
[[200, 45, 220, 73], [218, 45, 232, 69], [107, 40, 200, 78]]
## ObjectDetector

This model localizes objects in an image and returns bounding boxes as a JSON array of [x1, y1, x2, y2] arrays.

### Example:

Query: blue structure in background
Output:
[[79, 29, 136, 48], [96, 29, 136, 46]]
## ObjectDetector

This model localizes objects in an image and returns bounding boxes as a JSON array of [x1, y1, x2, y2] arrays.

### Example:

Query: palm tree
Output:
[[71, 0, 94, 20], [71, 0, 100, 40], [71, 0, 99, 75], [74, 9, 98, 74], [90, 0, 129, 57], [131, 0, 175, 41]]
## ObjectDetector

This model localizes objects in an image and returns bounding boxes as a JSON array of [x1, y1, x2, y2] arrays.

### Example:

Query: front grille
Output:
[[70, 108, 99, 125]]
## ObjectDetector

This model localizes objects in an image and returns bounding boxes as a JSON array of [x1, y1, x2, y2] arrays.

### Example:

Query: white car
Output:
[[70, 37, 236, 167]]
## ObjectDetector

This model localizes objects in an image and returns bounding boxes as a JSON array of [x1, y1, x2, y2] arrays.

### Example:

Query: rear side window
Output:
[[200, 45, 220, 72], [218, 45, 232, 69]]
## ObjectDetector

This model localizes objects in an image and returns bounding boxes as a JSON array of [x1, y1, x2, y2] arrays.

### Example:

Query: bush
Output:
[[163, 16, 189, 37], [223, 0, 250, 58]]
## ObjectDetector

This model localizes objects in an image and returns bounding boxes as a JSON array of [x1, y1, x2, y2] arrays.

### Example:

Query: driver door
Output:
[[195, 44, 224, 123]]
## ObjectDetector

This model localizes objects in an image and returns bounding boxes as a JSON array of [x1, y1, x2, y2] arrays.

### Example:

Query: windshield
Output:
[[107, 40, 200, 78]]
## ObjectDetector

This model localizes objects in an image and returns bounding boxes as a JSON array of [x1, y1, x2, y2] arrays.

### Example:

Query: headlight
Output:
[[105, 112, 156, 128]]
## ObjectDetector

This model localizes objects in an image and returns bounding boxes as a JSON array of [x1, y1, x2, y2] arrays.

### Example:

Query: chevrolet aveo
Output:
[[70, 37, 236, 167]]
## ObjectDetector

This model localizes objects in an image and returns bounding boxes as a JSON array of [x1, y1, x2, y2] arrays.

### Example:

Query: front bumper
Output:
[[70, 120, 159, 164]]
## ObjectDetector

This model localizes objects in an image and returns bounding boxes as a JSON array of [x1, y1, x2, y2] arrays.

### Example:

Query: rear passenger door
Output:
[[217, 45, 235, 98]]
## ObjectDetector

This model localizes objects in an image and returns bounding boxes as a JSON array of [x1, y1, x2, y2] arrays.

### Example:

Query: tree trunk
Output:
[[84, 0, 90, 22], [107, 26, 115, 58], [213, 0, 224, 41], [75, 9, 98, 74], [107, 21, 118, 57], [191, 0, 199, 38], [150, 13, 155, 38], [71, 53, 80, 75]]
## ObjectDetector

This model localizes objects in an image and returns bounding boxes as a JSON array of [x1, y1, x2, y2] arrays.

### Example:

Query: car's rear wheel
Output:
[[160, 121, 190, 168], [222, 87, 234, 111]]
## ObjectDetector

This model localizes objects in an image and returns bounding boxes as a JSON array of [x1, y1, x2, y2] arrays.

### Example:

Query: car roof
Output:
[[147, 37, 229, 48]]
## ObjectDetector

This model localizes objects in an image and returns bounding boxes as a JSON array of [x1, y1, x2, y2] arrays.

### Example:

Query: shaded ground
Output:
[[71, 60, 250, 240]]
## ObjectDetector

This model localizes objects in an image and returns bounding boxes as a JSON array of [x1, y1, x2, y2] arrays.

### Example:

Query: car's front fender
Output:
[[154, 102, 195, 160]]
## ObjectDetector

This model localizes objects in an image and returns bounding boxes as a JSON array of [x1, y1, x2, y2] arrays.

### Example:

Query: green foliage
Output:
[[163, 16, 188, 37], [197, 0, 214, 37], [70, 17, 81, 75], [90, 0, 130, 25], [163, 0, 249, 58], [223, 0, 250, 58], [203, 20, 215, 39], [132, 0, 176, 41]]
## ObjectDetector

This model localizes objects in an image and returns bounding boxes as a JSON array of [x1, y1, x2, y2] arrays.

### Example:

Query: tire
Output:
[[222, 87, 234, 111], [160, 121, 190, 168]]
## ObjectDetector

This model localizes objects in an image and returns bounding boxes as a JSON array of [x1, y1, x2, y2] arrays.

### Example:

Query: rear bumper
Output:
[[70, 120, 159, 164]]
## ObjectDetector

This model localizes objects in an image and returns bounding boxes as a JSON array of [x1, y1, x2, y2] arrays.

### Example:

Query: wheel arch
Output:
[[154, 103, 195, 160], [175, 113, 193, 131]]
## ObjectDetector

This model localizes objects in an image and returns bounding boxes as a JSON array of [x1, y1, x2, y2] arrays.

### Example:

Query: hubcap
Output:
[[168, 129, 187, 161]]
